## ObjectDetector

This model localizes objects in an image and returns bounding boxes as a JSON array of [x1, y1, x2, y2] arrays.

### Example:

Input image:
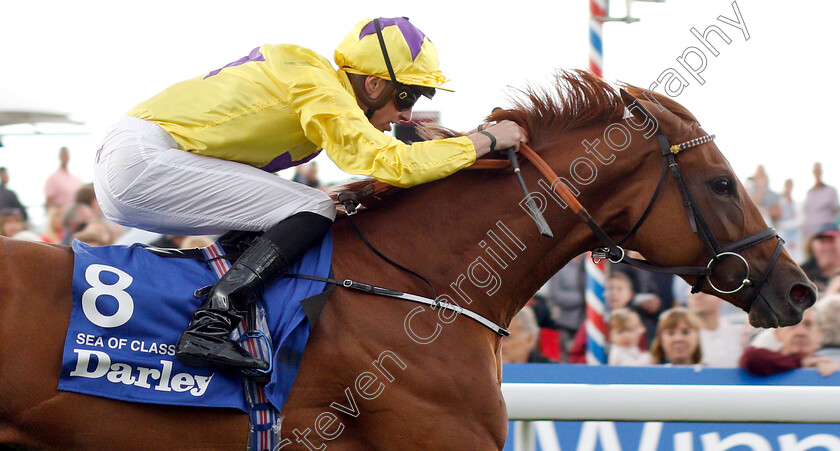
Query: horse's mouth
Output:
[[748, 303, 781, 328], [747, 282, 815, 328]]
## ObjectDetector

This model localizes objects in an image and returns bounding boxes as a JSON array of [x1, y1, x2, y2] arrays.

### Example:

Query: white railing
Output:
[[502, 382, 840, 451], [502, 383, 840, 423]]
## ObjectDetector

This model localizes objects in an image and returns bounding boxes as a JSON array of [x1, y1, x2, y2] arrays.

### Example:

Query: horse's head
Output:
[[612, 86, 816, 327], [491, 71, 814, 327]]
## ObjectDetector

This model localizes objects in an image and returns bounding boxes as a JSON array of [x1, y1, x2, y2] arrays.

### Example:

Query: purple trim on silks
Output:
[[95, 146, 104, 164], [259, 150, 321, 173], [359, 17, 426, 61], [204, 47, 265, 79]]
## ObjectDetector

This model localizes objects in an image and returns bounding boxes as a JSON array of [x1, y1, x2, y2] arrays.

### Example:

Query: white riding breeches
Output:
[[93, 116, 336, 235]]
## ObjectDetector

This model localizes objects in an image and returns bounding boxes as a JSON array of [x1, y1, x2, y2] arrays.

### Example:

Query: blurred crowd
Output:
[[3, 148, 840, 377]]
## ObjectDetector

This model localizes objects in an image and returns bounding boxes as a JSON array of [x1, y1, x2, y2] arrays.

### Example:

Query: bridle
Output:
[[515, 132, 784, 310]]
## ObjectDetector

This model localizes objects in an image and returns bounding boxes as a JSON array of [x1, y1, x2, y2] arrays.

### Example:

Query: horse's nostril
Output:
[[790, 283, 817, 308]]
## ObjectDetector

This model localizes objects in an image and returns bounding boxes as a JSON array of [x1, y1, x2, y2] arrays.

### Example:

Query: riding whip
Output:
[[505, 147, 554, 238]]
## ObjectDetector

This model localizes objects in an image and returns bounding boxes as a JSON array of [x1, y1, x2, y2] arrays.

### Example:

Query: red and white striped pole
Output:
[[584, 0, 663, 365], [584, 253, 608, 365], [589, 0, 607, 77]]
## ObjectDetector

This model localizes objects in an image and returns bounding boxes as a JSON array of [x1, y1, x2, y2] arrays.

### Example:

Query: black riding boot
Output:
[[175, 212, 333, 371]]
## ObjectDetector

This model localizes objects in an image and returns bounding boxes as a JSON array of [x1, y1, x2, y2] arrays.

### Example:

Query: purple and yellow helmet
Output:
[[335, 17, 452, 92]]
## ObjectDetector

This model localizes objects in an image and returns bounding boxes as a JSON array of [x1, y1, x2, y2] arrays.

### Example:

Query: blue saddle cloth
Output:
[[58, 233, 332, 412]]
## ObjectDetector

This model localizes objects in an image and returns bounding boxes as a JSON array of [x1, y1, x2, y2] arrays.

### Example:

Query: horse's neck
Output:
[[336, 127, 644, 328]]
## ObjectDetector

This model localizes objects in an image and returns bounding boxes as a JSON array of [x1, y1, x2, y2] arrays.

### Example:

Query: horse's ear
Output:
[[619, 88, 637, 107], [620, 88, 659, 139], [620, 89, 652, 123]]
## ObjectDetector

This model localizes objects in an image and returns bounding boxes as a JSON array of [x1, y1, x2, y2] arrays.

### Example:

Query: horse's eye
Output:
[[711, 178, 733, 195]]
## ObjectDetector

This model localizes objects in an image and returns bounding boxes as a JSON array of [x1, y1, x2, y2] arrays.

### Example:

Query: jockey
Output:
[[92, 17, 527, 372]]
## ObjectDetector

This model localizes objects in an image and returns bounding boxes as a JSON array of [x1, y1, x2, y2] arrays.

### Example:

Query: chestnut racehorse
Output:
[[0, 72, 816, 449]]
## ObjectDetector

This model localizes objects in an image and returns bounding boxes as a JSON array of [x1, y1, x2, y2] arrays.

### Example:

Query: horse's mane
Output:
[[491, 70, 700, 143], [490, 69, 625, 144]]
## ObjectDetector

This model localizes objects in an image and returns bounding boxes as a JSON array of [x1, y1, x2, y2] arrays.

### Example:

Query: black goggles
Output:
[[393, 85, 435, 110], [372, 19, 437, 112]]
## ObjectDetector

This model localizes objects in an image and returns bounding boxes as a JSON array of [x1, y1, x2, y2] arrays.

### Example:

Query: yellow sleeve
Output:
[[289, 68, 476, 188]]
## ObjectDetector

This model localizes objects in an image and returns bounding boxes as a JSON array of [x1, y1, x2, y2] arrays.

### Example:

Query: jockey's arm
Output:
[[292, 69, 479, 188]]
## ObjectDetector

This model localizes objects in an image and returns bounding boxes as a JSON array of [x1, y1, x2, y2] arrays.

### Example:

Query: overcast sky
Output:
[[1, 0, 838, 227]]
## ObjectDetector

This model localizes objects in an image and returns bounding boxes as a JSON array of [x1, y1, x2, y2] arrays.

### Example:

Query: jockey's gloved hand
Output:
[[470, 120, 528, 159]]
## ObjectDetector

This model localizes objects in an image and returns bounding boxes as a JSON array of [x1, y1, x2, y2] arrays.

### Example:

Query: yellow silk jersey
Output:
[[127, 44, 476, 188]]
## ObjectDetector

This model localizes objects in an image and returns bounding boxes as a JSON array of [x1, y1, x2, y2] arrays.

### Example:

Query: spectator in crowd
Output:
[[75, 183, 103, 217], [825, 272, 840, 297], [604, 271, 636, 311], [748, 327, 782, 352], [800, 223, 840, 292], [61, 203, 94, 245], [802, 162, 839, 240], [686, 292, 748, 368], [75, 183, 122, 241], [502, 306, 554, 363], [612, 253, 666, 344], [44, 147, 84, 208], [607, 308, 650, 366], [527, 290, 563, 362], [778, 178, 803, 263], [651, 272, 678, 311], [0, 167, 28, 222], [40, 204, 66, 244], [746, 165, 782, 226], [815, 295, 840, 362], [72, 220, 115, 247], [568, 271, 647, 363], [740, 308, 840, 377], [671, 276, 693, 306], [538, 254, 586, 361], [650, 307, 703, 365], [0, 209, 27, 237], [292, 162, 321, 188]]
